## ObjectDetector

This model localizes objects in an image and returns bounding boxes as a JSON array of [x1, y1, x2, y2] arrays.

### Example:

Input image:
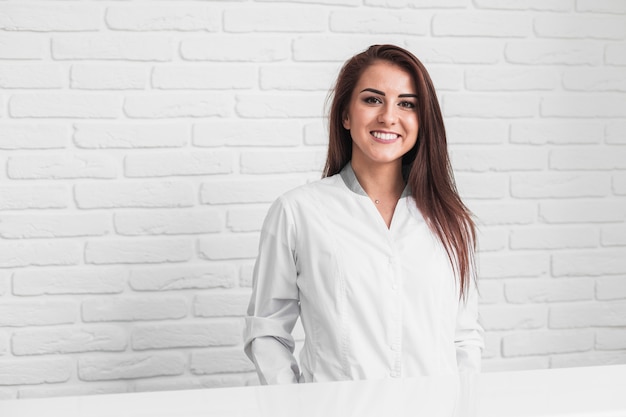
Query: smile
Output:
[[371, 131, 400, 142]]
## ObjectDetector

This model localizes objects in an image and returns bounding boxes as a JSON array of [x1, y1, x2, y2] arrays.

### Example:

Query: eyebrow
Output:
[[360, 88, 417, 98]]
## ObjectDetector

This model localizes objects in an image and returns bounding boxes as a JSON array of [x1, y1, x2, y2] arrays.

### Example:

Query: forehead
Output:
[[354, 61, 416, 94]]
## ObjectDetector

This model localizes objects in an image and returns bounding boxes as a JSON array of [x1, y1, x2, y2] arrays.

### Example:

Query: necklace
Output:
[[375, 199, 380, 204]]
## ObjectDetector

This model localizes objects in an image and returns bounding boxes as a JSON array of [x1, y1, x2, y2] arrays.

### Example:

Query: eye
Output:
[[399, 101, 416, 109], [363, 96, 382, 105]]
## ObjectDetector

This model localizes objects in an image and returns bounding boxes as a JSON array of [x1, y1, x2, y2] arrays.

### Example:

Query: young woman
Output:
[[244, 44, 483, 385]]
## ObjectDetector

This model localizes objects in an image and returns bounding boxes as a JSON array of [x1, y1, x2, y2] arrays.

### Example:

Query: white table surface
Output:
[[1, 365, 625, 417]]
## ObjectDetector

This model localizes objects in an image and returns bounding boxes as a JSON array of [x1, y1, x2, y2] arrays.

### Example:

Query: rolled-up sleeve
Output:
[[244, 196, 301, 384], [454, 276, 484, 373]]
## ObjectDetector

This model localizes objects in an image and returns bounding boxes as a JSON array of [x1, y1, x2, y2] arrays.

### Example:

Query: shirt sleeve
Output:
[[454, 275, 484, 373], [243, 196, 301, 384]]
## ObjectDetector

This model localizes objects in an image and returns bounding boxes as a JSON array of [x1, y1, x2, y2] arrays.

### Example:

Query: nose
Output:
[[377, 103, 397, 125]]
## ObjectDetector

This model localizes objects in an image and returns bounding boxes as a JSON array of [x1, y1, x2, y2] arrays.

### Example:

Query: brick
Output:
[[12, 326, 127, 355], [450, 148, 546, 172], [552, 250, 626, 276], [552, 148, 626, 170], [304, 121, 328, 146], [606, 121, 626, 144], [542, 95, 626, 118], [0, 124, 69, 150], [550, 300, 626, 327], [223, 7, 326, 33], [200, 177, 304, 204], [82, 296, 187, 322], [476, 228, 507, 252], [562, 69, 626, 92], [0, 64, 63, 89], [0, 358, 72, 386], [227, 207, 269, 232], [124, 150, 233, 177], [443, 94, 537, 118], [539, 200, 626, 223], [510, 226, 598, 250], [474, 0, 572, 11], [106, 6, 220, 31], [71, 64, 147, 90], [129, 264, 236, 291], [260, 64, 339, 91], [181, 36, 290, 62], [511, 172, 610, 199], [479, 252, 549, 278], [9, 94, 120, 119], [482, 357, 550, 372], [470, 201, 537, 226], [0, 331, 7, 355], [261, 0, 358, 4], [433, 12, 530, 37], [606, 44, 626, 66], [505, 278, 594, 303], [0, 185, 69, 210], [0, 34, 45, 59], [596, 277, 626, 300], [597, 329, 626, 350], [7, 153, 118, 179], [74, 181, 194, 209], [236, 93, 326, 118], [240, 263, 255, 287], [153, 65, 255, 90], [465, 68, 558, 91], [502, 330, 594, 357], [0, 300, 77, 327], [53, 35, 174, 61], [124, 93, 231, 118], [79, 353, 185, 381], [18, 383, 127, 400], [194, 291, 251, 317], [602, 224, 626, 246], [0, 212, 110, 239], [455, 174, 507, 199], [477, 280, 504, 304], [293, 36, 406, 62], [330, 10, 428, 35], [406, 39, 502, 65], [241, 150, 326, 174], [12, 267, 126, 296], [446, 120, 507, 145], [364, 0, 466, 7], [190, 347, 255, 375], [0, 4, 99, 31], [85, 239, 192, 265], [551, 351, 626, 368], [132, 320, 242, 350], [74, 123, 188, 149], [0, 241, 81, 268], [198, 234, 259, 260], [510, 121, 602, 145], [194, 120, 302, 147], [615, 173, 626, 195], [428, 66, 463, 91], [480, 305, 548, 330], [115, 209, 223, 236], [0, 272, 8, 297], [578, 0, 626, 14], [534, 15, 626, 39], [505, 41, 602, 65]]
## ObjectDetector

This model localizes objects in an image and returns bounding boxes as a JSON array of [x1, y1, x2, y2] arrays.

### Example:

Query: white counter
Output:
[[1, 365, 625, 417]]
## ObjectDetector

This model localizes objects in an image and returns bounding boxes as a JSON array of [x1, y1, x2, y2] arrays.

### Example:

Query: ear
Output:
[[342, 113, 350, 130]]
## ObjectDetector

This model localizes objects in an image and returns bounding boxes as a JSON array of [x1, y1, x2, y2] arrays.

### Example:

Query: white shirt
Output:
[[244, 163, 483, 384]]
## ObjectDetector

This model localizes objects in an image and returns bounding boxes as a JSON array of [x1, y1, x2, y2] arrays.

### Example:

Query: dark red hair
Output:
[[324, 44, 477, 300]]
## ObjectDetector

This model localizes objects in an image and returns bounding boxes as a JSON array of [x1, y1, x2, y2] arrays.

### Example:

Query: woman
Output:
[[244, 44, 483, 385]]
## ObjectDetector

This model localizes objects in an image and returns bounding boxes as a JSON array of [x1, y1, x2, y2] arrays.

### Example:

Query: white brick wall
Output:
[[0, 0, 625, 400]]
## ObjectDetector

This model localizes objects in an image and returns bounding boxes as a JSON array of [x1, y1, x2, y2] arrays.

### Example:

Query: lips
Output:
[[371, 131, 400, 142]]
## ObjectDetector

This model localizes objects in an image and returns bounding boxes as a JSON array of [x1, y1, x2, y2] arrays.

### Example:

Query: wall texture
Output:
[[0, 0, 625, 400]]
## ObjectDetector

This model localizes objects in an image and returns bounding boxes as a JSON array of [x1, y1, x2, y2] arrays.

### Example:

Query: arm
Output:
[[243, 197, 301, 384], [455, 276, 484, 373]]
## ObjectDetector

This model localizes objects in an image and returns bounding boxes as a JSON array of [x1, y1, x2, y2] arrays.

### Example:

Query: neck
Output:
[[351, 158, 405, 202]]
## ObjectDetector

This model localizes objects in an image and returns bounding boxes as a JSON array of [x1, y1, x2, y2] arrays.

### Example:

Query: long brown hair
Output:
[[323, 44, 477, 300]]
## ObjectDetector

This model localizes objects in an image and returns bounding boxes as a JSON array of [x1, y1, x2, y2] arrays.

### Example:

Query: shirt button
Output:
[[390, 343, 400, 352], [390, 371, 399, 378]]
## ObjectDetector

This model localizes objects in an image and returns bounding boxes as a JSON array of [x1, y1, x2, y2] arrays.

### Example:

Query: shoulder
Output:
[[277, 173, 345, 207]]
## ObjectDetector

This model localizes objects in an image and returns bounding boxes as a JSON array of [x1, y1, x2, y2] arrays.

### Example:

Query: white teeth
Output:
[[372, 131, 399, 141]]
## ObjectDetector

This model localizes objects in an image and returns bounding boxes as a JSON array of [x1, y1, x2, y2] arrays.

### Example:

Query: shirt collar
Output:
[[339, 162, 411, 199]]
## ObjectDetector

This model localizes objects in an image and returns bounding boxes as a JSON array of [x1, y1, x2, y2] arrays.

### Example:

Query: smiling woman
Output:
[[244, 44, 483, 385]]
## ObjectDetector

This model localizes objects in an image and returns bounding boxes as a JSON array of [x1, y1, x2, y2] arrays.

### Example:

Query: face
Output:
[[343, 60, 419, 170]]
